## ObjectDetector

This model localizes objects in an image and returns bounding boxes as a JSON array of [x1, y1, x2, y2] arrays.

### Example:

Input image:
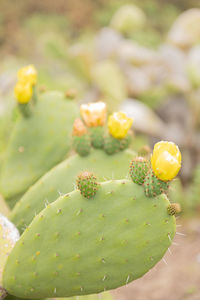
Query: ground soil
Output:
[[112, 218, 200, 300]]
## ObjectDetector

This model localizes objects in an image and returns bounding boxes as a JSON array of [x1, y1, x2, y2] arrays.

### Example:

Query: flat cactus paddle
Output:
[[11, 149, 136, 233], [3, 179, 176, 299], [0, 91, 78, 207]]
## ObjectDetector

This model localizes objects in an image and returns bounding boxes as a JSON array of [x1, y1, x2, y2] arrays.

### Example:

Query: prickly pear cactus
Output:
[[0, 214, 19, 299], [0, 91, 78, 207], [3, 178, 176, 299], [11, 148, 136, 233]]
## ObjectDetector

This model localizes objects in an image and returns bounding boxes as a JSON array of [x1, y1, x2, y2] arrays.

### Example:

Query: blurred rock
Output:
[[95, 27, 123, 60], [120, 98, 165, 136], [92, 60, 127, 110], [117, 40, 157, 66], [167, 9, 200, 49], [110, 4, 146, 36], [159, 44, 191, 93], [187, 45, 200, 88], [122, 65, 151, 96]]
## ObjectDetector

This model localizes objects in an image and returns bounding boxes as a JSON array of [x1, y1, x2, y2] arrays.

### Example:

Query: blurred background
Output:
[[0, 0, 200, 299]]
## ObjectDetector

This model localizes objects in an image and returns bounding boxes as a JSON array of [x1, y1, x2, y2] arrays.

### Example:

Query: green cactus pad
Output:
[[104, 136, 121, 155], [4, 180, 176, 298], [77, 172, 99, 198], [0, 214, 19, 290], [0, 91, 78, 207], [11, 149, 136, 233], [144, 169, 169, 198], [129, 157, 149, 185], [89, 127, 105, 149], [73, 135, 91, 156]]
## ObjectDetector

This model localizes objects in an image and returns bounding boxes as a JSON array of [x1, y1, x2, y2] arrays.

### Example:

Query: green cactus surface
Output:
[[11, 149, 136, 233], [3, 179, 176, 298], [0, 91, 78, 207]]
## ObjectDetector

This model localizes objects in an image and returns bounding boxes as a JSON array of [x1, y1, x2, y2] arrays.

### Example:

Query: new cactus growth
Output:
[[129, 157, 149, 185], [0, 214, 19, 299], [77, 172, 99, 198], [144, 169, 169, 197], [167, 203, 181, 215]]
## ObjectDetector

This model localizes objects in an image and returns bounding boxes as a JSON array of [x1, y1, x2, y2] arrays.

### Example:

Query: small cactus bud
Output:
[[76, 172, 99, 198], [73, 119, 87, 137], [167, 203, 181, 215], [138, 145, 151, 157], [89, 126, 105, 149], [144, 169, 169, 198], [129, 157, 149, 185], [104, 135, 121, 155]]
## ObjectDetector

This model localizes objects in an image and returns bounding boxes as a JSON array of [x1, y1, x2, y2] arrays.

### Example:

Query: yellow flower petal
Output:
[[108, 111, 133, 139], [151, 141, 181, 181], [17, 65, 37, 86], [14, 82, 33, 104], [80, 102, 107, 127]]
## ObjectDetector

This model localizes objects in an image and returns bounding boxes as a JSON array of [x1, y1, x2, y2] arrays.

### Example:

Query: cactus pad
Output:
[[11, 149, 136, 233], [4, 180, 176, 298], [0, 91, 78, 206]]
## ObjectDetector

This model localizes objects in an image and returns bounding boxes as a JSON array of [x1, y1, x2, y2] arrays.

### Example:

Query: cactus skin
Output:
[[3, 179, 176, 299], [144, 169, 169, 198], [104, 136, 121, 155], [0, 91, 78, 207], [77, 172, 99, 198], [89, 127, 105, 149], [10, 149, 136, 233], [129, 157, 149, 185], [167, 203, 181, 216], [73, 135, 91, 156]]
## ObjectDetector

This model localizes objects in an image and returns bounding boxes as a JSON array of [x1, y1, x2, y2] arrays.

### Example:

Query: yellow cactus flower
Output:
[[80, 102, 107, 127], [14, 81, 33, 104], [17, 65, 37, 86], [72, 119, 88, 136], [108, 111, 133, 139], [151, 141, 182, 181]]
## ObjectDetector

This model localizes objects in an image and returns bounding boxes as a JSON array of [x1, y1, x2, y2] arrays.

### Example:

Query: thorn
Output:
[[102, 275, 107, 281], [163, 258, 168, 265], [168, 248, 172, 255], [176, 224, 182, 227], [176, 232, 186, 236], [168, 234, 172, 242], [98, 294, 102, 300], [126, 275, 130, 286], [54, 288, 57, 294]]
